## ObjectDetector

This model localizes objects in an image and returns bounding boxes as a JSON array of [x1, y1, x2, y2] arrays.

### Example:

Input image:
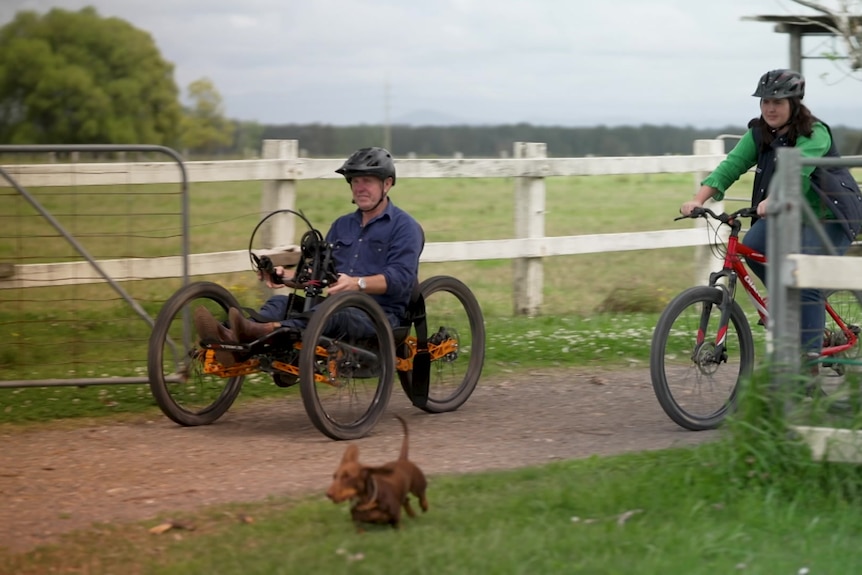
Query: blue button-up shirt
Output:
[[326, 199, 424, 320]]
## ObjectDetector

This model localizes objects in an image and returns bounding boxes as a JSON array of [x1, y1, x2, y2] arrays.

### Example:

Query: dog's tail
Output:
[[395, 414, 409, 460]]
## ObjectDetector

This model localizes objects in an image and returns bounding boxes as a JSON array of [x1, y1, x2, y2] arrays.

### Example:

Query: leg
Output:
[[741, 218, 768, 283], [799, 221, 853, 354], [258, 295, 294, 322], [320, 307, 398, 339]]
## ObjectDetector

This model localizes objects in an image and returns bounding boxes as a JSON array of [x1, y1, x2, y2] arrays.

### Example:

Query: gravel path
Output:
[[0, 367, 719, 553]]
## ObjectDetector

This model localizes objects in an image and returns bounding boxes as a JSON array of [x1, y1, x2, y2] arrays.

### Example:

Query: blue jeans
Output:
[[742, 218, 852, 353], [257, 295, 399, 339]]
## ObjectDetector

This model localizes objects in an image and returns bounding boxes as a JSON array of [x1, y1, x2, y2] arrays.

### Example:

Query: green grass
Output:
[[5, 438, 862, 574]]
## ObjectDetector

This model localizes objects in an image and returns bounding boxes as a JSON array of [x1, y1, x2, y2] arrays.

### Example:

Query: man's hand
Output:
[[756, 198, 769, 218], [327, 273, 361, 295], [258, 265, 294, 289]]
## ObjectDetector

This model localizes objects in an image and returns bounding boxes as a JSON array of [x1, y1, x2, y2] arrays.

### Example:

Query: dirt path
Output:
[[0, 368, 718, 554]]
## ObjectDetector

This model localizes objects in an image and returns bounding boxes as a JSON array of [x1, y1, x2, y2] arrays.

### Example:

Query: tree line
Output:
[[261, 123, 862, 159]]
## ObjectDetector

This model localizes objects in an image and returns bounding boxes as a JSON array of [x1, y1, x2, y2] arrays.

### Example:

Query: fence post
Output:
[[692, 139, 726, 283], [768, 147, 803, 406], [512, 142, 546, 317], [261, 140, 298, 248]]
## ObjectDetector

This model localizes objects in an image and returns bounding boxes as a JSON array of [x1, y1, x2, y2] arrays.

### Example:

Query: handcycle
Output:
[[147, 210, 486, 440], [650, 205, 862, 430]]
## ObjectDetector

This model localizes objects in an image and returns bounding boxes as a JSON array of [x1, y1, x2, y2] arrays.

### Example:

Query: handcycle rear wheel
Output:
[[650, 286, 754, 430], [398, 275, 485, 413], [147, 281, 244, 426], [299, 292, 396, 440]]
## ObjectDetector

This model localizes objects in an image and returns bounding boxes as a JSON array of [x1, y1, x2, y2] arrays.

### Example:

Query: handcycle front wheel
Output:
[[147, 281, 245, 426], [650, 286, 755, 430], [298, 292, 396, 440], [398, 275, 486, 413]]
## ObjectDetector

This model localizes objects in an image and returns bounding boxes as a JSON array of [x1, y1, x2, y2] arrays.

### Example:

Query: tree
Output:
[[787, 0, 862, 70], [180, 77, 234, 155], [0, 7, 181, 145]]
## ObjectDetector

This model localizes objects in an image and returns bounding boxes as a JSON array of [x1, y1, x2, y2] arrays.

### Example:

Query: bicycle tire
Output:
[[147, 281, 245, 426], [298, 292, 395, 440], [821, 289, 862, 382], [397, 275, 486, 413], [650, 286, 755, 430]]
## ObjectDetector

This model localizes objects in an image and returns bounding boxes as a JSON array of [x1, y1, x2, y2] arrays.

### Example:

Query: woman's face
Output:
[[760, 98, 792, 130]]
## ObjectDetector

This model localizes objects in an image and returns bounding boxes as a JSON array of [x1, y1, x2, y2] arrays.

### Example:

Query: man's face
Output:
[[350, 175, 391, 211]]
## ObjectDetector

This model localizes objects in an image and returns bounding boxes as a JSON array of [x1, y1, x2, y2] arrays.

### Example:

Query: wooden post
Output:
[[692, 139, 726, 284], [512, 142, 546, 317], [258, 140, 299, 300], [261, 140, 298, 249]]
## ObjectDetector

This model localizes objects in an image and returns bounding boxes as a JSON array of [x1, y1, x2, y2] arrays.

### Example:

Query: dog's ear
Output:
[[340, 444, 360, 464]]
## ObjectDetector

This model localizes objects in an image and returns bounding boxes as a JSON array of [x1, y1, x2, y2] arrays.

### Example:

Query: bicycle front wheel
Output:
[[299, 292, 395, 440], [650, 286, 754, 430], [147, 281, 245, 426]]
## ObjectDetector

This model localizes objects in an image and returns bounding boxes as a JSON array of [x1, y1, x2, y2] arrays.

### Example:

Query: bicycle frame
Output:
[[704, 211, 858, 361]]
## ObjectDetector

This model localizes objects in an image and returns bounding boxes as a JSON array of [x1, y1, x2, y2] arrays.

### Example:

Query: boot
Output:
[[229, 307, 279, 343], [193, 306, 238, 367]]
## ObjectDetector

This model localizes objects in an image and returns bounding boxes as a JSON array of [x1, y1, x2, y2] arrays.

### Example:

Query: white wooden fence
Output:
[[0, 139, 729, 316]]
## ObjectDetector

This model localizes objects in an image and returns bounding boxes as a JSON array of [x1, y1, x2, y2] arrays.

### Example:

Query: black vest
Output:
[[749, 120, 862, 241]]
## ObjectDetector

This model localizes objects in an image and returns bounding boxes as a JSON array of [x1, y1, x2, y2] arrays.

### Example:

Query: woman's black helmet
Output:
[[335, 147, 396, 186], [752, 69, 805, 99]]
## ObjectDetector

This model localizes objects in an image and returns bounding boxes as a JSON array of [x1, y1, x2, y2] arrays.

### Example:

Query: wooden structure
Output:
[[743, 13, 862, 73]]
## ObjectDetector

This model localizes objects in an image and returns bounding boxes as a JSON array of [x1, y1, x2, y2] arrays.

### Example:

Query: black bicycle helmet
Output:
[[335, 146, 396, 186], [752, 69, 805, 99]]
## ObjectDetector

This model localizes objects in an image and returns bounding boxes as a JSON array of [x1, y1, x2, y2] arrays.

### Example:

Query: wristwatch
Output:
[[357, 277, 367, 292]]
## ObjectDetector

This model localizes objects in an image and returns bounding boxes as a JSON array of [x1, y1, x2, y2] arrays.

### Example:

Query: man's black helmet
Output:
[[335, 147, 396, 186], [752, 69, 805, 99]]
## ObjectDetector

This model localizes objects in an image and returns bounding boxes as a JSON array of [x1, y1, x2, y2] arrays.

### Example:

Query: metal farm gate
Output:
[[0, 145, 189, 388]]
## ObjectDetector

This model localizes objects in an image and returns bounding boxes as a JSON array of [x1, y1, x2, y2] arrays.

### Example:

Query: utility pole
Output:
[[383, 76, 392, 152]]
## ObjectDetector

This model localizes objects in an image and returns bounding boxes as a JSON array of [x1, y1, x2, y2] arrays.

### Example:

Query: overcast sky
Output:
[[3, 0, 861, 128]]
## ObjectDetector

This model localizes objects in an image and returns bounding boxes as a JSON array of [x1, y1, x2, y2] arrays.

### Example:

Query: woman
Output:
[[680, 68, 862, 361]]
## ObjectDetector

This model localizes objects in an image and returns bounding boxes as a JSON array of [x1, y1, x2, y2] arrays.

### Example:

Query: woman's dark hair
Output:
[[749, 97, 815, 151]]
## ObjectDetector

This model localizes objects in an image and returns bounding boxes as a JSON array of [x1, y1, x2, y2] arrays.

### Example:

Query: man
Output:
[[194, 146, 424, 363]]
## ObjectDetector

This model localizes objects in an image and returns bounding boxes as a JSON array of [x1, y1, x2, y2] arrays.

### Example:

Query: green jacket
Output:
[[701, 121, 832, 218]]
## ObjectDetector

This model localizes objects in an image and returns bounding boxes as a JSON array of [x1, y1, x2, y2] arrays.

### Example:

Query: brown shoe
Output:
[[194, 306, 238, 367], [229, 307, 278, 343]]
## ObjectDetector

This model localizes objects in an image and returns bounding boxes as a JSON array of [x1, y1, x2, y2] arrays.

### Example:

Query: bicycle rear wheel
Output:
[[397, 275, 485, 413], [650, 286, 755, 430], [820, 289, 862, 393]]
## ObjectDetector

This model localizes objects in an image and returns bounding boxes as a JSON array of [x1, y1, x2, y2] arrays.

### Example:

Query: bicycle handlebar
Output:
[[674, 206, 758, 223]]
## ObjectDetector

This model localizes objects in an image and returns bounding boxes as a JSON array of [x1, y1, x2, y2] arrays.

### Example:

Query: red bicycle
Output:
[[650, 206, 862, 430]]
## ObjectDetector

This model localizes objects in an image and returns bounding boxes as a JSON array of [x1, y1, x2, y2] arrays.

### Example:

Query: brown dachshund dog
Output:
[[326, 415, 429, 529]]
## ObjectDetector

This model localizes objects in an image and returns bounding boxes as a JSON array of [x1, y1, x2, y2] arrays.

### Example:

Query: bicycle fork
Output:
[[693, 271, 740, 369]]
